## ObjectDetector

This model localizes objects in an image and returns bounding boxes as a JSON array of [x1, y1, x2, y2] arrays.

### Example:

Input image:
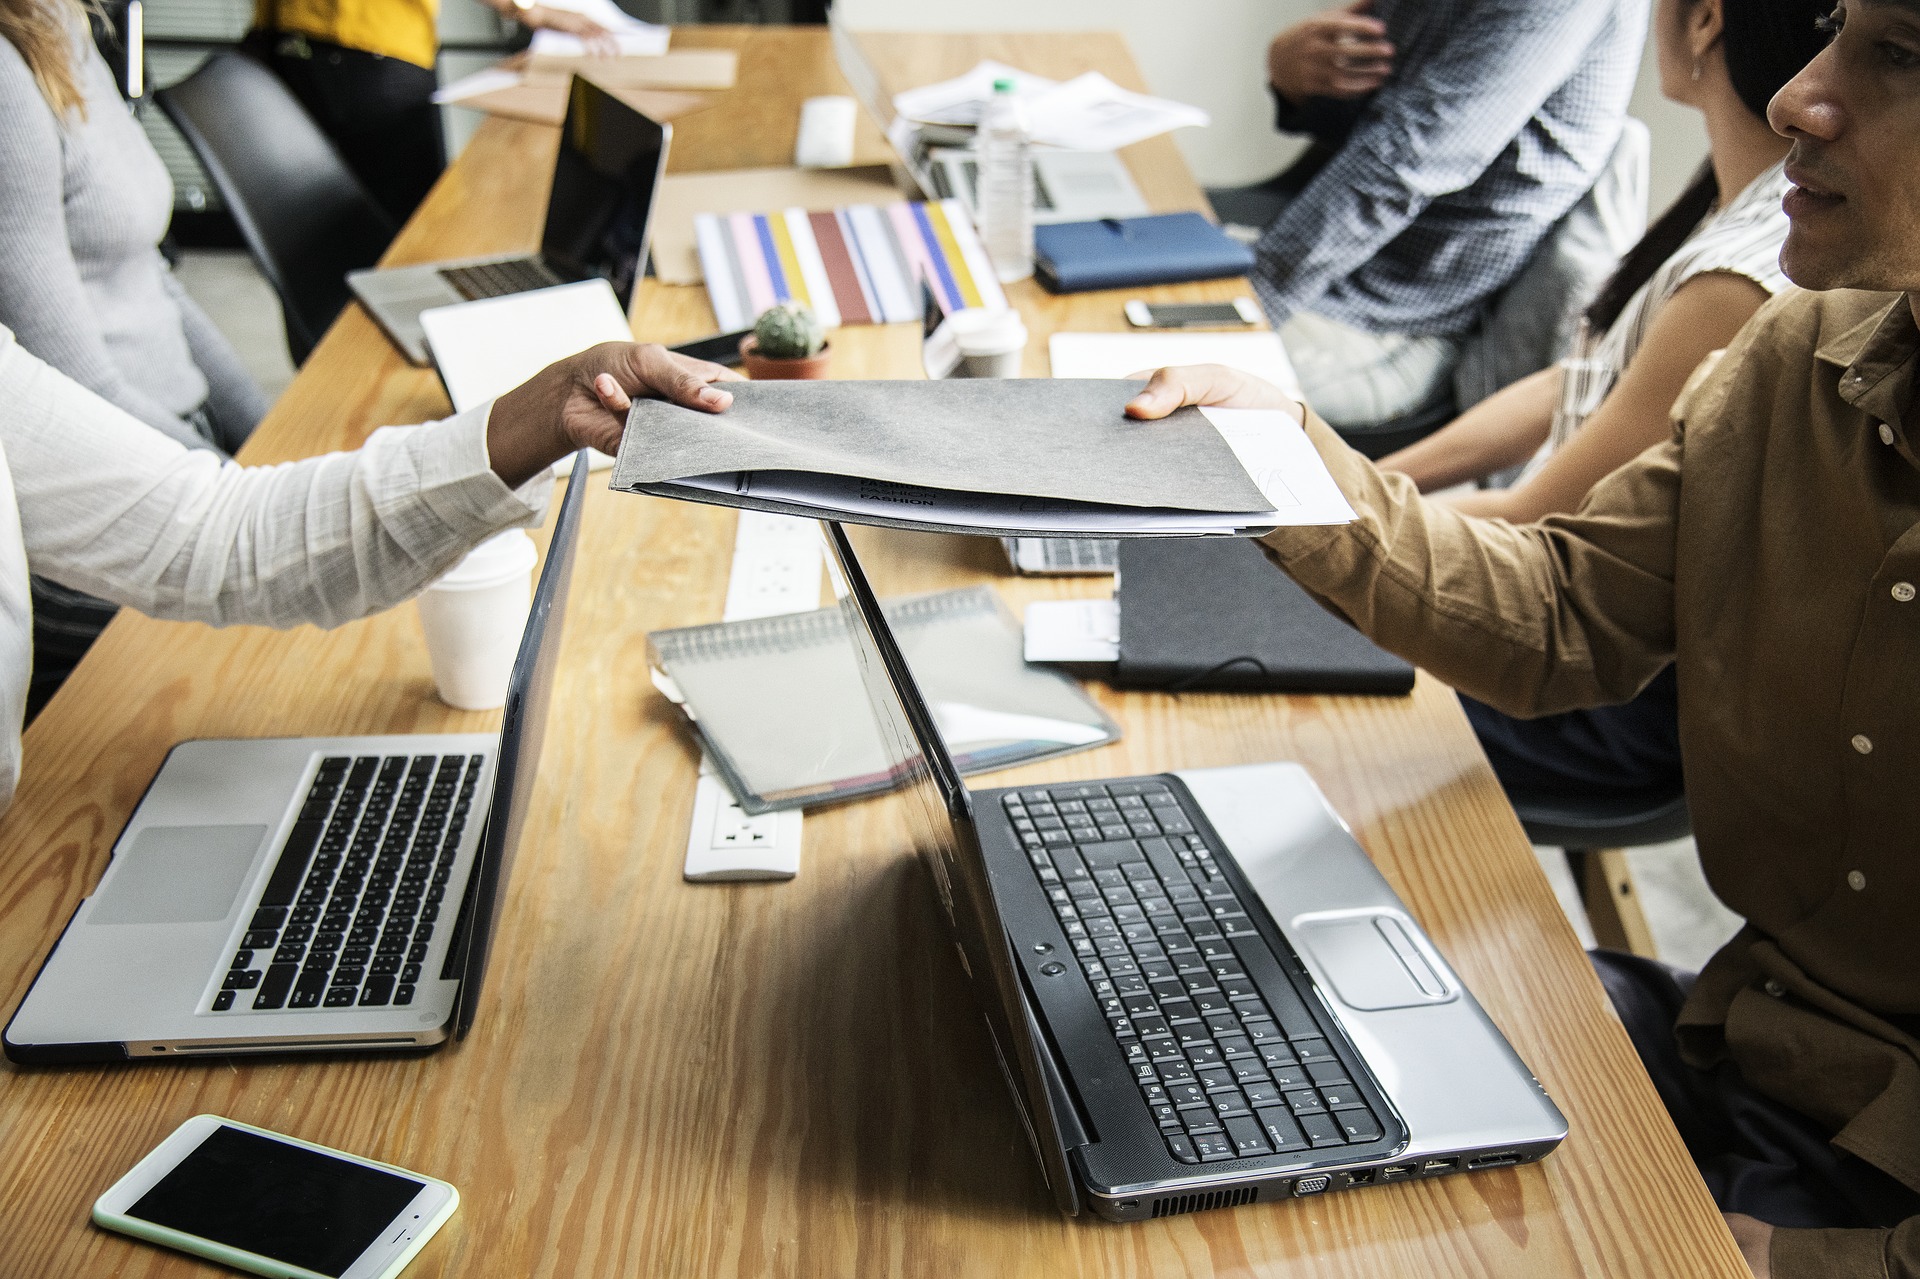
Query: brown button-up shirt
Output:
[[1258, 287, 1920, 1279]]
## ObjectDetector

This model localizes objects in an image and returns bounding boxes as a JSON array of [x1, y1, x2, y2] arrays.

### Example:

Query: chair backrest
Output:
[[1452, 117, 1652, 411], [156, 54, 395, 365]]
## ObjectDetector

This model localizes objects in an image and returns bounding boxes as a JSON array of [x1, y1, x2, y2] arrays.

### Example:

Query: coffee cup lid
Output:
[[949, 307, 1027, 355]]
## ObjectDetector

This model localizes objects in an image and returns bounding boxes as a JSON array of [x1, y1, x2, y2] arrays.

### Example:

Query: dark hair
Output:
[[1584, 0, 1831, 332]]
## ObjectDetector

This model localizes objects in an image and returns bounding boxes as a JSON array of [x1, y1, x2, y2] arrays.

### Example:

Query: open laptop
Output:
[[823, 522, 1566, 1219], [350, 77, 671, 367], [4, 453, 591, 1064]]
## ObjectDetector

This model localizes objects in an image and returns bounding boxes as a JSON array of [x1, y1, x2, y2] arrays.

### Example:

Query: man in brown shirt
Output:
[[1126, 4, 1920, 1276]]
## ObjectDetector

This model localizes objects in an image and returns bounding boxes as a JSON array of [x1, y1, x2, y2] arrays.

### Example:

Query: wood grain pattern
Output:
[[0, 28, 1746, 1279]]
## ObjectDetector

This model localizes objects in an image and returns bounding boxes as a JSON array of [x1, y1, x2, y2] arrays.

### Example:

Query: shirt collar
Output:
[[1818, 294, 1918, 436]]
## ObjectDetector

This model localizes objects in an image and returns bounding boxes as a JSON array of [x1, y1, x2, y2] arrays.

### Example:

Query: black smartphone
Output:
[[669, 329, 753, 366]]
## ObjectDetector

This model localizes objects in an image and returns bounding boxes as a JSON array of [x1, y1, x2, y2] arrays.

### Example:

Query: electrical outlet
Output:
[[683, 513, 820, 883], [683, 770, 801, 881]]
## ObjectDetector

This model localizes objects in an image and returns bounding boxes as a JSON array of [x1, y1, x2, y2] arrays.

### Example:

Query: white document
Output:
[[432, 67, 522, 106], [891, 60, 1057, 128], [933, 702, 1110, 749], [527, 0, 669, 58], [1024, 72, 1209, 152], [419, 279, 633, 474], [1049, 331, 1302, 399], [1023, 599, 1120, 664]]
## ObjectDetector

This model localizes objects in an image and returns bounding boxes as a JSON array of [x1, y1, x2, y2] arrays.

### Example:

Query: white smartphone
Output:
[[1124, 298, 1262, 328], [93, 1115, 458, 1279]]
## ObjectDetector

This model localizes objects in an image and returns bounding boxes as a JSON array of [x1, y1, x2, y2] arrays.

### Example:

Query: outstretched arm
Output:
[[1125, 362, 1679, 717], [0, 330, 736, 629]]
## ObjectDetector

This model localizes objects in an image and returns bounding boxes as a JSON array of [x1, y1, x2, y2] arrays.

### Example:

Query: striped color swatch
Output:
[[695, 198, 1008, 331]]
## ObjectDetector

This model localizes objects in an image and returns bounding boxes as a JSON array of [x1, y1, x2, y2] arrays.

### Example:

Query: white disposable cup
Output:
[[795, 95, 858, 168], [950, 309, 1028, 378], [414, 530, 538, 711]]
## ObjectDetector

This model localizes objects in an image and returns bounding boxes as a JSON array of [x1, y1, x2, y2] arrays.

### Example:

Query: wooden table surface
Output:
[[0, 27, 1747, 1279]]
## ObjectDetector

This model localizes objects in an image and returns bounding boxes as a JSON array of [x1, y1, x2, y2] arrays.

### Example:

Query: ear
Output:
[[1688, 0, 1726, 61]]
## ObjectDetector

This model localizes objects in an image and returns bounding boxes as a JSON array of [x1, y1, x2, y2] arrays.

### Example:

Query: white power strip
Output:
[[682, 513, 823, 882]]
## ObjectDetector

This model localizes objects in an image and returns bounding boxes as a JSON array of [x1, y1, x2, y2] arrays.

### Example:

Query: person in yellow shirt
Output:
[[244, 0, 612, 224]]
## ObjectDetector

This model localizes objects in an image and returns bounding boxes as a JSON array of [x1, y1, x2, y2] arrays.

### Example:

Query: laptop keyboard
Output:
[[1035, 538, 1118, 572], [439, 257, 562, 301], [212, 753, 483, 1015], [1003, 780, 1385, 1164]]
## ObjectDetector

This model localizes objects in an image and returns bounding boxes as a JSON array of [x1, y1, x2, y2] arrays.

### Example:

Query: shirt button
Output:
[[1763, 979, 1786, 998], [1852, 733, 1874, 755], [1895, 582, 1916, 603], [1848, 870, 1867, 891], [1880, 423, 1897, 445]]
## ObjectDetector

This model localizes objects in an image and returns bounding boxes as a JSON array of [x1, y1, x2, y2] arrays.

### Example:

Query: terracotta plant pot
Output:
[[739, 334, 832, 380]]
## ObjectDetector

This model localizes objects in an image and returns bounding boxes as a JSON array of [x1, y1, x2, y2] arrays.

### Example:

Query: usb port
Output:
[[1346, 1169, 1376, 1186], [1468, 1151, 1520, 1169], [1380, 1163, 1417, 1180], [1422, 1158, 1458, 1175]]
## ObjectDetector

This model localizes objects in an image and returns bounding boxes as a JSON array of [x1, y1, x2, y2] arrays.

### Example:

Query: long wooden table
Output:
[[0, 27, 1749, 1278]]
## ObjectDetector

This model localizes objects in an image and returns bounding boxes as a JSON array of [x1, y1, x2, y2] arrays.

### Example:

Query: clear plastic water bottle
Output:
[[976, 78, 1034, 283]]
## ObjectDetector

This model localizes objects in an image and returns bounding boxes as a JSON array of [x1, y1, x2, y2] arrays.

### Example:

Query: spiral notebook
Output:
[[648, 586, 1120, 813]]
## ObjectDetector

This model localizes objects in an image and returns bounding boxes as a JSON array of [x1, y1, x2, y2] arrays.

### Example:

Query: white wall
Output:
[[836, 0, 1709, 214]]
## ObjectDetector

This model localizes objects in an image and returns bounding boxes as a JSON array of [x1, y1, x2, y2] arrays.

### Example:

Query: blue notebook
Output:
[[1033, 212, 1255, 294]]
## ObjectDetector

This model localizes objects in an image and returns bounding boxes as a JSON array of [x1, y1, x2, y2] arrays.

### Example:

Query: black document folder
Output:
[[1113, 538, 1414, 695]]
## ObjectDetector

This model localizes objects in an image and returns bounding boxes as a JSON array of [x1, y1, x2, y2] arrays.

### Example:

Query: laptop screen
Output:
[[541, 78, 671, 310], [450, 453, 591, 1039], [820, 522, 1081, 1215]]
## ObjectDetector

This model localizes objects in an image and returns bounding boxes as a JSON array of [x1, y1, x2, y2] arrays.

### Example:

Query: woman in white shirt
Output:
[[1368, 0, 1826, 802], [0, 331, 734, 814]]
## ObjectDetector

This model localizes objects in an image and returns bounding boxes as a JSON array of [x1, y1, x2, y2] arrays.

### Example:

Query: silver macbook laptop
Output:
[[4, 454, 592, 1064], [350, 77, 670, 366], [928, 146, 1149, 226], [1002, 537, 1120, 576], [823, 522, 1566, 1219]]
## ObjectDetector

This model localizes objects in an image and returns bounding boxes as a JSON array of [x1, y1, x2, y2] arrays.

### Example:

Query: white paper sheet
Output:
[[527, 0, 669, 57], [1025, 72, 1210, 152], [1049, 331, 1302, 399], [432, 67, 523, 105], [1023, 599, 1120, 664]]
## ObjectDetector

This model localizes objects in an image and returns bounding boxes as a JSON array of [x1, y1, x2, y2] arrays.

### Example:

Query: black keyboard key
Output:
[[1193, 1133, 1235, 1161], [1217, 1035, 1255, 1061], [1185, 1043, 1223, 1067], [1132, 1015, 1169, 1039], [259, 820, 325, 907], [249, 906, 288, 931], [1285, 1089, 1327, 1116], [1336, 1110, 1383, 1142], [1255, 1106, 1309, 1152], [1319, 1084, 1365, 1111], [1150, 1102, 1182, 1128], [1245, 1081, 1283, 1108], [1228, 1057, 1269, 1084], [222, 969, 262, 990], [334, 965, 366, 988], [1224, 1114, 1270, 1156], [1076, 840, 1140, 870], [1220, 916, 1262, 938], [212, 990, 235, 1011], [1293, 1038, 1338, 1064], [394, 983, 415, 1006], [324, 987, 358, 1007], [241, 929, 279, 951], [230, 949, 253, 970], [253, 963, 298, 1009], [1165, 1133, 1198, 1163], [360, 975, 395, 1006], [1299, 1113, 1346, 1147], [1212, 1091, 1252, 1118], [1147, 1038, 1185, 1063], [1257, 1042, 1298, 1070], [1307, 1060, 1350, 1087]]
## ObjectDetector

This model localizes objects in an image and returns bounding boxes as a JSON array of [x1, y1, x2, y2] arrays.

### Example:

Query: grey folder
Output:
[[610, 379, 1282, 537]]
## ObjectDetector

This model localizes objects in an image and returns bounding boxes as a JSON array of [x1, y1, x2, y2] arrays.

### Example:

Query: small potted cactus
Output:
[[740, 301, 831, 379]]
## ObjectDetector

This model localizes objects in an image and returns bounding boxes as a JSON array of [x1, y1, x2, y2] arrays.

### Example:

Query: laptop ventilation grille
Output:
[[1149, 1186, 1258, 1218]]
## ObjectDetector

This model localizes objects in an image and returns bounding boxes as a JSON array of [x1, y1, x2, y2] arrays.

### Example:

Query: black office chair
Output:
[[157, 54, 396, 365], [1509, 784, 1691, 959]]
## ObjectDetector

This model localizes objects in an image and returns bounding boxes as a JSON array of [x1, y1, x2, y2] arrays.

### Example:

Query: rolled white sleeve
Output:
[[0, 328, 552, 629]]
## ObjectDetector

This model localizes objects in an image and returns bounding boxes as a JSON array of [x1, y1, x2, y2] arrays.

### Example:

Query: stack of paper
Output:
[[612, 379, 1355, 537], [695, 199, 1006, 331], [526, 0, 668, 58], [888, 60, 1208, 152]]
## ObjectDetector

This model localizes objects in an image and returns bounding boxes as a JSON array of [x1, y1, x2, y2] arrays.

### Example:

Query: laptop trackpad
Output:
[[88, 825, 267, 926], [1298, 915, 1454, 1011]]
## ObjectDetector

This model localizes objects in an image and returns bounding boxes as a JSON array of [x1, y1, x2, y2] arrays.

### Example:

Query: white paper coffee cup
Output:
[[951, 309, 1028, 378], [414, 530, 538, 711]]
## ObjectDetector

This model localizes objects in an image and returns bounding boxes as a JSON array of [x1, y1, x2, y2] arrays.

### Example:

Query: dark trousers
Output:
[[1592, 949, 1920, 1228], [244, 30, 444, 226], [1463, 664, 1683, 797]]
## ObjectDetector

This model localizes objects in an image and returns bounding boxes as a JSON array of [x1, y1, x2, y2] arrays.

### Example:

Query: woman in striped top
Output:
[[1374, 0, 1829, 801]]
